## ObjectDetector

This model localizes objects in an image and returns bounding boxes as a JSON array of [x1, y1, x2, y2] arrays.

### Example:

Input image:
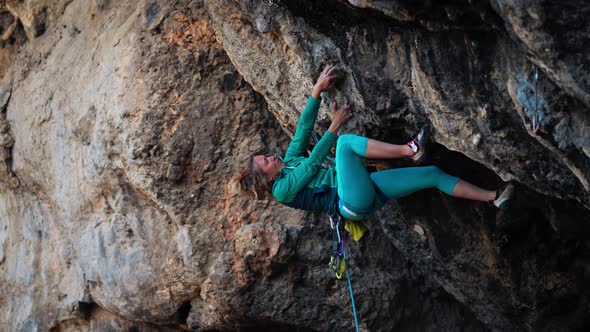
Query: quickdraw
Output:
[[516, 64, 545, 135], [329, 214, 346, 279]]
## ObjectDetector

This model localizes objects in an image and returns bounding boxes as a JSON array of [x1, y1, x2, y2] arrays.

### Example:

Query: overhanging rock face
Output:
[[206, 0, 590, 206], [0, 0, 589, 331]]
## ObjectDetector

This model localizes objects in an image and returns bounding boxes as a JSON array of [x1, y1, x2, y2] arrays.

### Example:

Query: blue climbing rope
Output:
[[343, 245, 360, 332], [330, 214, 361, 332]]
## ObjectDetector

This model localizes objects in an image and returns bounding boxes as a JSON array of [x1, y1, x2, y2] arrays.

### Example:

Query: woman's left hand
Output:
[[328, 102, 351, 134]]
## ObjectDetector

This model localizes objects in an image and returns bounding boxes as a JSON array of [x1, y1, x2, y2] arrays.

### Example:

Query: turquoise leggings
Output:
[[335, 134, 460, 221]]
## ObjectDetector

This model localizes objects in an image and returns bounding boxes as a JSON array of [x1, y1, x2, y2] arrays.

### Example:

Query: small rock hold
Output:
[[0, 85, 11, 112], [67, 25, 81, 38], [166, 164, 183, 181], [94, 0, 110, 10], [0, 133, 14, 148], [472, 133, 481, 146], [220, 72, 236, 92], [412, 224, 427, 242], [255, 16, 271, 33], [144, 0, 160, 30]]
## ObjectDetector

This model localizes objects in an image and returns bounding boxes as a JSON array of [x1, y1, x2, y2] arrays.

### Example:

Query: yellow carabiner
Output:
[[335, 258, 346, 279], [329, 256, 346, 279]]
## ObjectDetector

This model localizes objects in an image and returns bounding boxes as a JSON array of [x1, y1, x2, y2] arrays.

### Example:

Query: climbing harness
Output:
[[329, 213, 361, 332]]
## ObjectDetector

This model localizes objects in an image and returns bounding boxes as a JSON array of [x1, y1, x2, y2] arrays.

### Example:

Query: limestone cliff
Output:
[[0, 0, 589, 331]]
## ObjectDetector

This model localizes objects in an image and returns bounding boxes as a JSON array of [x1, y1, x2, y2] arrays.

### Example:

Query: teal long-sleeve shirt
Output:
[[272, 96, 339, 214]]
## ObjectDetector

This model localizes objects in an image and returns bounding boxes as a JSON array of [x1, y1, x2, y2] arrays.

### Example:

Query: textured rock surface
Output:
[[0, 0, 589, 331], [205, 1, 590, 330]]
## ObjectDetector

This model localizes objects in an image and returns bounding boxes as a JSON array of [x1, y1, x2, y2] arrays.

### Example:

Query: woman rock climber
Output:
[[237, 65, 513, 221]]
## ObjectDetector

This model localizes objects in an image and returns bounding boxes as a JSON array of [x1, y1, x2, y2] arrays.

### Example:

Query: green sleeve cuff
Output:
[[301, 96, 321, 119], [308, 95, 321, 105], [310, 130, 337, 162], [322, 130, 337, 144]]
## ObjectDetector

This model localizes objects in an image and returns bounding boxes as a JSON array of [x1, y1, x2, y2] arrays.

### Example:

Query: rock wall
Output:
[[0, 0, 589, 331]]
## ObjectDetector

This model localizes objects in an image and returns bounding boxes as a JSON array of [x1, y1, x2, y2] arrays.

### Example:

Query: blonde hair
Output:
[[234, 157, 272, 199]]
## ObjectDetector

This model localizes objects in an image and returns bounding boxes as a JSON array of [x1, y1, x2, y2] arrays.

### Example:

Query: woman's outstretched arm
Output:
[[284, 65, 337, 160]]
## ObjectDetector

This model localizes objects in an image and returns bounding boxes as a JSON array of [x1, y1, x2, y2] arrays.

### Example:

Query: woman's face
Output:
[[253, 154, 283, 178]]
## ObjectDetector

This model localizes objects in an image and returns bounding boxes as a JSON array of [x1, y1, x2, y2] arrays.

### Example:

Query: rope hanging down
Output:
[[330, 214, 360, 332]]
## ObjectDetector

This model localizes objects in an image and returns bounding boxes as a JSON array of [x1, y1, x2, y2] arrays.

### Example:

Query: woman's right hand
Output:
[[328, 102, 351, 134], [312, 64, 336, 98]]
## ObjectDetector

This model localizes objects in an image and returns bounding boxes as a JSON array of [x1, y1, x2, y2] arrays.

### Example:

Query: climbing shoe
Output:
[[408, 124, 430, 163], [493, 184, 515, 210]]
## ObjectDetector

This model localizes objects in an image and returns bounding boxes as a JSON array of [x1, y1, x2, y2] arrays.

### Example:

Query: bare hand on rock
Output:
[[312, 64, 337, 98], [328, 102, 351, 134]]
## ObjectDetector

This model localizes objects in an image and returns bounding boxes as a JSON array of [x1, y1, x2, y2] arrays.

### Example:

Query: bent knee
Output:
[[338, 134, 356, 146], [427, 165, 443, 176], [427, 166, 458, 194], [337, 134, 368, 156], [424, 166, 446, 184]]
